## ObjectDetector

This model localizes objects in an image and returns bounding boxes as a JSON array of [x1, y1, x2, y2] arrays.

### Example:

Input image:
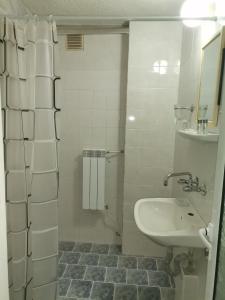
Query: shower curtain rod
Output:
[[0, 15, 220, 22]]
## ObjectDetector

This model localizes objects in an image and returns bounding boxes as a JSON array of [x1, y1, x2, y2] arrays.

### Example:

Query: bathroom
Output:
[[0, 0, 225, 300]]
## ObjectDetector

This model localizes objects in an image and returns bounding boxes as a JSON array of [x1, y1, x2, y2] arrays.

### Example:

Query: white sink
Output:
[[134, 198, 205, 248]]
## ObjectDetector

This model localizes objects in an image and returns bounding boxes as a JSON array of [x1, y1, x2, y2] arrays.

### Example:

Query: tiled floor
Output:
[[57, 241, 175, 300]]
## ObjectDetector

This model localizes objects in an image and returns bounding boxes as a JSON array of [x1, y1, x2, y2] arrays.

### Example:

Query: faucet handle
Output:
[[178, 178, 189, 184], [198, 184, 207, 196], [191, 176, 199, 187], [183, 186, 192, 192]]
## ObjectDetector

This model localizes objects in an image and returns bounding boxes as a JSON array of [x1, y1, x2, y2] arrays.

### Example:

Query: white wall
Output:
[[58, 34, 128, 244], [122, 21, 182, 257], [173, 22, 221, 300], [173, 23, 220, 225], [0, 0, 30, 15]]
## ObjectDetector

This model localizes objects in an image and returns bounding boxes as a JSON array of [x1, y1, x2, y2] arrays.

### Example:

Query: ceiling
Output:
[[21, 0, 185, 17]]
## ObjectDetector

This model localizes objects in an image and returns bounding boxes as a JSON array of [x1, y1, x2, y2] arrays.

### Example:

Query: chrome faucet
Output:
[[163, 171, 207, 196], [163, 172, 192, 186]]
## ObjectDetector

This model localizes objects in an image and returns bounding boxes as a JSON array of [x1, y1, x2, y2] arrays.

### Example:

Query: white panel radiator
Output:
[[82, 149, 106, 210]]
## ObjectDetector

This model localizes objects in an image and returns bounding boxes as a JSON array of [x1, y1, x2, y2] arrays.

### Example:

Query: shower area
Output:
[[1, 13, 179, 300], [1, 17, 61, 299], [1, 16, 132, 300]]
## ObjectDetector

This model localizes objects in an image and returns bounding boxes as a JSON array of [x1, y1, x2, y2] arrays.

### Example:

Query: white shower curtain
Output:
[[0, 16, 61, 300]]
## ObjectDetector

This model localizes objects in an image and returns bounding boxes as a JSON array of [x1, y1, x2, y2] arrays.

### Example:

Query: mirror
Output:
[[198, 28, 225, 127]]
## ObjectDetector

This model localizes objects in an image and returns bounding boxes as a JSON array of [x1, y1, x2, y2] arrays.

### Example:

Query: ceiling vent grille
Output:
[[66, 34, 83, 50]]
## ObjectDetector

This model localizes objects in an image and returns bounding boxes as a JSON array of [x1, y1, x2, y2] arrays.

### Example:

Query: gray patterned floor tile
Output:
[[58, 251, 63, 260], [138, 286, 161, 300], [118, 256, 137, 269], [109, 244, 122, 255], [127, 269, 148, 285], [138, 257, 157, 271], [148, 271, 171, 288], [105, 268, 126, 284], [91, 282, 114, 300], [84, 266, 106, 281], [58, 278, 71, 296], [99, 255, 118, 267], [161, 288, 175, 300], [60, 252, 81, 264], [74, 242, 92, 253], [79, 253, 99, 266], [114, 284, 137, 300], [63, 265, 86, 279], [67, 280, 92, 298], [58, 264, 67, 278], [91, 244, 109, 254], [59, 241, 75, 251], [57, 242, 173, 299], [57, 298, 77, 300], [157, 259, 169, 272]]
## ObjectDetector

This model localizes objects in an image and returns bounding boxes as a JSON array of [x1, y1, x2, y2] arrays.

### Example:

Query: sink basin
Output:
[[134, 198, 205, 248]]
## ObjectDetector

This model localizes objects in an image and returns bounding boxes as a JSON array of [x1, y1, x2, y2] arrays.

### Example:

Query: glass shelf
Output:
[[178, 129, 219, 143]]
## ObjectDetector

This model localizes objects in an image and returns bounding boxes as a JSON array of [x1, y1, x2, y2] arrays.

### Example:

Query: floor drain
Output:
[[188, 212, 194, 216]]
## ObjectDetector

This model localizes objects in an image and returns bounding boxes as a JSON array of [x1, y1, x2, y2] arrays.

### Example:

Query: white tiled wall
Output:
[[58, 34, 128, 243], [173, 24, 220, 300], [173, 25, 219, 224], [123, 22, 182, 257]]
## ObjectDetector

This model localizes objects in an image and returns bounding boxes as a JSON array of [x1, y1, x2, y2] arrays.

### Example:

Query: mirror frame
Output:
[[197, 27, 225, 128]]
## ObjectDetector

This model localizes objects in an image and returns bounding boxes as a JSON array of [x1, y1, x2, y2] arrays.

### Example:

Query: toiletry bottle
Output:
[[197, 119, 203, 134], [202, 119, 208, 135]]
